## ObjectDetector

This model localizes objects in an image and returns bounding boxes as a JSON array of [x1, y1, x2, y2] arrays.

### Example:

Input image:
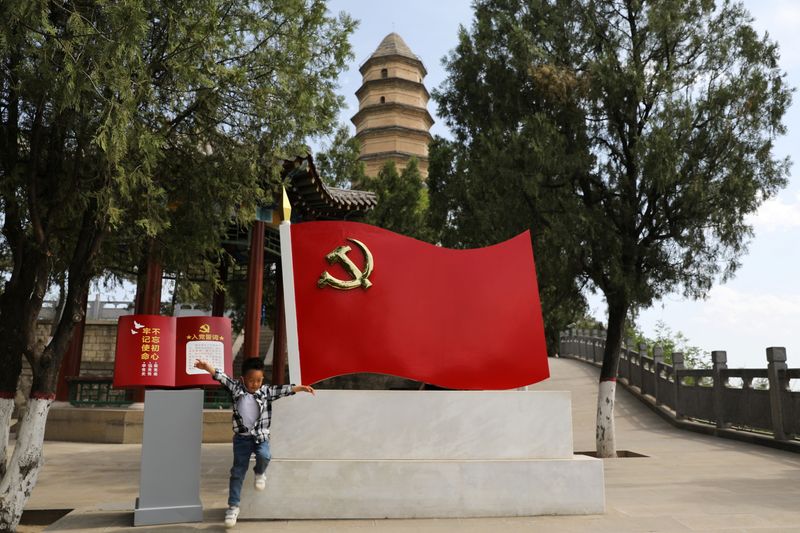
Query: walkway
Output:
[[21, 357, 800, 531]]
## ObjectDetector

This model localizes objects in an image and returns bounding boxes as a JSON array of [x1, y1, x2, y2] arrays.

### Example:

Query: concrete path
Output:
[[18, 357, 800, 532]]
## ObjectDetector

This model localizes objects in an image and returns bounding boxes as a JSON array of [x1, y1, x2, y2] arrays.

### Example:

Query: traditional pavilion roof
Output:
[[281, 154, 377, 221], [221, 154, 376, 264]]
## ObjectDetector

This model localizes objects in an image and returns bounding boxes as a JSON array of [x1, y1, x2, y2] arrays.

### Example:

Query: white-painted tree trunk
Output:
[[596, 380, 617, 458], [0, 398, 52, 531], [0, 398, 13, 480]]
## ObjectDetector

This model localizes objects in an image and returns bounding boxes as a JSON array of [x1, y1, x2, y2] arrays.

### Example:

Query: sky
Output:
[[324, 0, 800, 369]]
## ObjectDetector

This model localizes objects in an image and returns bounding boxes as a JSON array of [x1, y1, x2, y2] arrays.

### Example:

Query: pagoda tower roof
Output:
[[360, 32, 426, 76], [370, 32, 417, 61]]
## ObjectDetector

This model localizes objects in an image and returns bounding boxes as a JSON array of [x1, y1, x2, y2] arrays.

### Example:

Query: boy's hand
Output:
[[292, 384, 315, 395], [194, 359, 215, 374]]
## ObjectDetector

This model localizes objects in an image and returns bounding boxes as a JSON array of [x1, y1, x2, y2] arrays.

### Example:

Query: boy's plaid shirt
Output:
[[213, 369, 295, 443]]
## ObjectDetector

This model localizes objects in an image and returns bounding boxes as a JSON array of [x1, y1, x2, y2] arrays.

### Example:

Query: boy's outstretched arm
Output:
[[194, 359, 238, 392], [194, 359, 215, 375], [292, 385, 315, 395]]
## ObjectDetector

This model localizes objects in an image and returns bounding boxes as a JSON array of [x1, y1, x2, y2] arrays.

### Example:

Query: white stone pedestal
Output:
[[239, 390, 604, 518]]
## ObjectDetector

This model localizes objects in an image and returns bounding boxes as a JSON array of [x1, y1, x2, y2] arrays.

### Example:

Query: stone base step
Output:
[[239, 455, 604, 519], [269, 390, 575, 460], [44, 404, 232, 443]]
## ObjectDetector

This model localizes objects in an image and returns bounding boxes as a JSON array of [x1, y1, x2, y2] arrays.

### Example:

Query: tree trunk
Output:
[[0, 397, 52, 531], [596, 379, 617, 457], [0, 203, 104, 528], [0, 397, 13, 481], [595, 297, 628, 458]]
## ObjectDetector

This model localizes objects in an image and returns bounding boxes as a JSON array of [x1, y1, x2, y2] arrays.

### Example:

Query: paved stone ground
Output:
[[16, 357, 800, 532]]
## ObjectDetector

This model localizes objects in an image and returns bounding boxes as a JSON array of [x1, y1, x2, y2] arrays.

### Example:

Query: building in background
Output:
[[351, 33, 433, 178]]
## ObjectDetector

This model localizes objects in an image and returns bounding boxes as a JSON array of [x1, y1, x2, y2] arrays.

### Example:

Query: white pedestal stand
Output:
[[239, 389, 604, 518]]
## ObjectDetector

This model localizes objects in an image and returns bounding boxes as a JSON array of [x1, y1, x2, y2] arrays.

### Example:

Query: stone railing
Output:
[[40, 297, 133, 322], [559, 329, 800, 452], [38, 297, 216, 322]]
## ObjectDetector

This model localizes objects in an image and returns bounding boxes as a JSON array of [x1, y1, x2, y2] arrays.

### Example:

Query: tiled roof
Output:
[[370, 33, 417, 61], [281, 155, 377, 221]]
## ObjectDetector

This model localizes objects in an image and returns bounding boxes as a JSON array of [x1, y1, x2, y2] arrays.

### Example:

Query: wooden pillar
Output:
[[272, 264, 287, 385], [140, 243, 163, 315], [243, 221, 265, 359], [211, 257, 228, 317], [132, 241, 163, 402], [55, 288, 90, 401]]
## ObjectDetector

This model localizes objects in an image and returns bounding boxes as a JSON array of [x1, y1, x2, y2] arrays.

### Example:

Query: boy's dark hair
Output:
[[241, 358, 265, 375]]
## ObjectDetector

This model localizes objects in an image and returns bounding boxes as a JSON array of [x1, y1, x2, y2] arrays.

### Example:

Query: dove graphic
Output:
[[131, 329, 138, 335], [133, 320, 144, 329]]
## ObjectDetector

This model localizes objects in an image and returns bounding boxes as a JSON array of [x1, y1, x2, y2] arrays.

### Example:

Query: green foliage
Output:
[[0, 1, 356, 523], [625, 320, 710, 369], [428, 12, 591, 354], [0, 0, 355, 387], [362, 159, 432, 242], [315, 124, 366, 189], [433, 0, 791, 371], [570, 313, 605, 332]]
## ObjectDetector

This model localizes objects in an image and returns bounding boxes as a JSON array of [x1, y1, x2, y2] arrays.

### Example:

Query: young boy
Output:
[[194, 357, 314, 528]]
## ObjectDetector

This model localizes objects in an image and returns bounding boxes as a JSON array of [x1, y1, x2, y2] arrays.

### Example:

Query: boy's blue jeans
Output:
[[229, 434, 271, 507]]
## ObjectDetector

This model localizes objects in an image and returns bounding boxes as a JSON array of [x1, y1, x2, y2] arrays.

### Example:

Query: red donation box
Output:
[[113, 315, 233, 388]]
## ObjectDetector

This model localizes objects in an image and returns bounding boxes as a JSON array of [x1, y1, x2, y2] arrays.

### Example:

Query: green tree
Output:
[[0, 1, 354, 527], [620, 318, 710, 369], [648, 321, 709, 370], [314, 124, 366, 189], [362, 159, 431, 241], [426, 4, 590, 354], [434, 0, 790, 456]]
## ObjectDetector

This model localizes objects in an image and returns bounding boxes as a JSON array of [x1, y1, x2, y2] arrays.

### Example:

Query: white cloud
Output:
[[747, 192, 800, 232], [698, 285, 800, 331], [636, 285, 800, 368], [687, 286, 800, 366]]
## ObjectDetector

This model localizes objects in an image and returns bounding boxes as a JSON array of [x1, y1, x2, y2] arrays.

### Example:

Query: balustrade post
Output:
[[638, 342, 647, 391], [652, 345, 664, 405], [712, 351, 730, 429], [91, 293, 102, 320], [569, 328, 577, 357], [673, 352, 685, 418], [626, 337, 634, 384], [584, 329, 591, 361], [766, 347, 789, 441], [579, 329, 587, 360], [591, 329, 599, 363]]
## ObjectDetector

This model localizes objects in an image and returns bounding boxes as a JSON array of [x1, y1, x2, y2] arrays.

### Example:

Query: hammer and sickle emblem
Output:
[[318, 238, 374, 290], [199, 324, 210, 334]]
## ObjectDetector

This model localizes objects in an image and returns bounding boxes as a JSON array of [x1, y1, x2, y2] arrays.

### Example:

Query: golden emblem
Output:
[[318, 238, 374, 290], [199, 324, 210, 334]]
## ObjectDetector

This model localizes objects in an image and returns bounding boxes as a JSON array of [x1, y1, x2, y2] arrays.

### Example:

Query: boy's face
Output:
[[242, 369, 264, 393]]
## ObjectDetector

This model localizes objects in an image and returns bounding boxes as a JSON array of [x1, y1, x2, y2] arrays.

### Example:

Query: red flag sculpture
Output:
[[280, 221, 549, 390]]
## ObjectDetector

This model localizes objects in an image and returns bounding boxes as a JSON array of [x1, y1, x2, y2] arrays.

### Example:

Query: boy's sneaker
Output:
[[254, 472, 267, 491], [224, 506, 240, 528]]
